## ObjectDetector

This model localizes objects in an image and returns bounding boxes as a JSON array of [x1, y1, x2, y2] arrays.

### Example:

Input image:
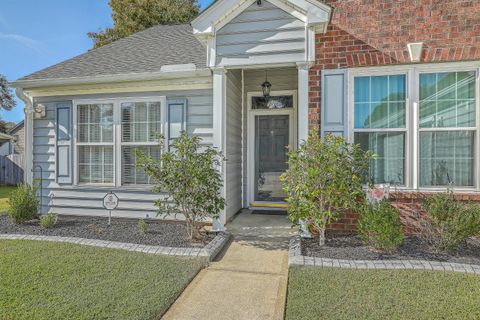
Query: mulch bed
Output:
[[302, 234, 480, 265], [0, 215, 214, 248]]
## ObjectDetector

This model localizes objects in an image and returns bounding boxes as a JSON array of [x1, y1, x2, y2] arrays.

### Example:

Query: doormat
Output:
[[251, 210, 287, 215]]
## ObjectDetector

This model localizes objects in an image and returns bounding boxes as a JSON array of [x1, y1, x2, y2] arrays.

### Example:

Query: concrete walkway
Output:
[[163, 210, 296, 320]]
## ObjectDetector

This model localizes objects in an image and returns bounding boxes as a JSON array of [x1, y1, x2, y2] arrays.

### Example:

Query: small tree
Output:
[[281, 130, 373, 245], [136, 132, 225, 240]]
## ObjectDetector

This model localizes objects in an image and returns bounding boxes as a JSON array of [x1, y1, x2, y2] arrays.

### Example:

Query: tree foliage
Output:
[[281, 130, 373, 245], [136, 132, 225, 240], [88, 0, 200, 48], [0, 74, 16, 111]]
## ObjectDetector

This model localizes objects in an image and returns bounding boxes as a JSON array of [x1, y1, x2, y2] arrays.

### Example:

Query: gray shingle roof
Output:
[[19, 24, 207, 81]]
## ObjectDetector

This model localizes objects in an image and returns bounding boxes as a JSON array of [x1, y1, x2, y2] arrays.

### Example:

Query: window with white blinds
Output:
[[75, 97, 187, 186], [121, 102, 162, 185], [77, 104, 114, 184]]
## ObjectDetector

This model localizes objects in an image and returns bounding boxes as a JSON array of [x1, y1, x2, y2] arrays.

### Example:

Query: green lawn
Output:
[[0, 185, 15, 213], [0, 240, 204, 320], [286, 266, 480, 320]]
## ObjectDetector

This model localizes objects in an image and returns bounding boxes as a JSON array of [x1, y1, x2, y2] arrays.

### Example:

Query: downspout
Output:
[[15, 88, 34, 185]]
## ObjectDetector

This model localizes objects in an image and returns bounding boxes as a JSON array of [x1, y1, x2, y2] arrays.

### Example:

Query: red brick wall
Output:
[[309, 0, 480, 129], [328, 192, 480, 235]]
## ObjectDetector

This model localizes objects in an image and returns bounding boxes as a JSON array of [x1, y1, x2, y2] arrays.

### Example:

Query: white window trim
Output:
[[347, 61, 480, 192], [73, 96, 167, 188]]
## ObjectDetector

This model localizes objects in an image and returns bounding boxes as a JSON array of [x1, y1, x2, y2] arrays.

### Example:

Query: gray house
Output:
[[12, 0, 480, 229], [12, 0, 330, 228]]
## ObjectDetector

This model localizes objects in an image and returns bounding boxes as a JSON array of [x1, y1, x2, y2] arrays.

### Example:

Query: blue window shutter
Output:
[[321, 69, 348, 138], [166, 99, 187, 149], [56, 102, 72, 184]]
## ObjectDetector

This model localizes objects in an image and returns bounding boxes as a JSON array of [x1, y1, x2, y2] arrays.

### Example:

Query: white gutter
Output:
[[15, 88, 34, 184], [11, 67, 212, 89]]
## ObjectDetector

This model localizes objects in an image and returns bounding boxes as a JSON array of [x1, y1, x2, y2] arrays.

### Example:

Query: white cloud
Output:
[[0, 32, 43, 53]]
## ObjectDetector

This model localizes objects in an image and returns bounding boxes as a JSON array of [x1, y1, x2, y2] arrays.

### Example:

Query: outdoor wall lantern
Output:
[[261, 70, 272, 99]]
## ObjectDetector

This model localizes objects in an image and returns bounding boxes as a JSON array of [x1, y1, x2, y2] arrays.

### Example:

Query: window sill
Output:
[[64, 184, 155, 193]]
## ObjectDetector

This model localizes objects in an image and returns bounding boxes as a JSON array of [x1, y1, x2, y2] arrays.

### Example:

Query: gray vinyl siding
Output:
[[225, 70, 243, 220], [216, 0, 305, 66], [32, 89, 213, 218]]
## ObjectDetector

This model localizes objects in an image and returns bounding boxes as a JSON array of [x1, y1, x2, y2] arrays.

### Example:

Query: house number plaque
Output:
[[103, 192, 119, 225]]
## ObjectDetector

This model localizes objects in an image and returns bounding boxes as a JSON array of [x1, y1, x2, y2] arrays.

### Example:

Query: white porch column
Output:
[[296, 62, 314, 239], [296, 62, 313, 142], [212, 67, 227, 231], [16, 88, 34, 184]]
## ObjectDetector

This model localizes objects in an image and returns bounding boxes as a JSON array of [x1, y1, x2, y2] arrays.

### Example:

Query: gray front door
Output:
[[254, 114, 289, 202]]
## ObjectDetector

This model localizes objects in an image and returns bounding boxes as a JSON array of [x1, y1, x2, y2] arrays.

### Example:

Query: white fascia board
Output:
[[214, 0, 256, 32], [288, 0, 331, 24], [267, 0, 307, 22], [11, 68, 212, 89], [192, 0, 249, 35]]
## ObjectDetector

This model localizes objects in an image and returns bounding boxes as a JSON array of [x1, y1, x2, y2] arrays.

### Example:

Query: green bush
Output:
[[357, 200, 404, 251], [138, 218, 148, 234], [280, 130, 373, 245], [39, 214, 57, 229], [7, 184, 39, 224], [136, 132, 225, 240], [422, 192, 480, 251]]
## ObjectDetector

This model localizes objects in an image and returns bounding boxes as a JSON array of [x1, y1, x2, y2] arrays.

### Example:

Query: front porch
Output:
[[213, 65, 311, 226]]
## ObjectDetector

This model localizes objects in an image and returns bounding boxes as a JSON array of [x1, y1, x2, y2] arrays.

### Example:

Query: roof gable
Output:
[[192, 0, 331, 39], [215, 0, 307, 66]]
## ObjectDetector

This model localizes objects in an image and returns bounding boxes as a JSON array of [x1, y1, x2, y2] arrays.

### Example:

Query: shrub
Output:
[[138, 218, 148, 234], [136, 132, 225, 240], [357, 200, 404, 251], [281, 130, 373, 246], [7, 184, 39, 224], [39, 214, 57, 229], [421, 192, 480, 252]]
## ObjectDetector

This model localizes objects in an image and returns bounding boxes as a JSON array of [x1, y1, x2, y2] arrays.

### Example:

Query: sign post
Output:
[[103, 192, 119, 226]]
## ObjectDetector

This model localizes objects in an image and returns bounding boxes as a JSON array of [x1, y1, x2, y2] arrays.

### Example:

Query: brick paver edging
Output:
[[0, 232, 231, 262], [288, 236, 480, 274]]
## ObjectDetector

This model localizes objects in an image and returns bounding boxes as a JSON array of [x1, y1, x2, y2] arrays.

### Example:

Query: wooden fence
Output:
[[0, 154, 24, 185]]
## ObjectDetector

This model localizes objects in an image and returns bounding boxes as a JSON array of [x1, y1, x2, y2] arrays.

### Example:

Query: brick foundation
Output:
[[328, 191, 480, 235]]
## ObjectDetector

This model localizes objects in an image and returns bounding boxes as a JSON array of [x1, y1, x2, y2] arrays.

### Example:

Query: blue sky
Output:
[[0, 0, 213, 123]]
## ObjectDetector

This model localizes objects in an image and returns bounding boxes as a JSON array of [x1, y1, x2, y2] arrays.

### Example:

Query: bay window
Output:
[[351, 66, 478, 189], [75, 97, 185, 186]]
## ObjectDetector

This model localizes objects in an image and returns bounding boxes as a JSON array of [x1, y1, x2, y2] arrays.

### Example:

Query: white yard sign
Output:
[[103, 192, 119, 225]]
